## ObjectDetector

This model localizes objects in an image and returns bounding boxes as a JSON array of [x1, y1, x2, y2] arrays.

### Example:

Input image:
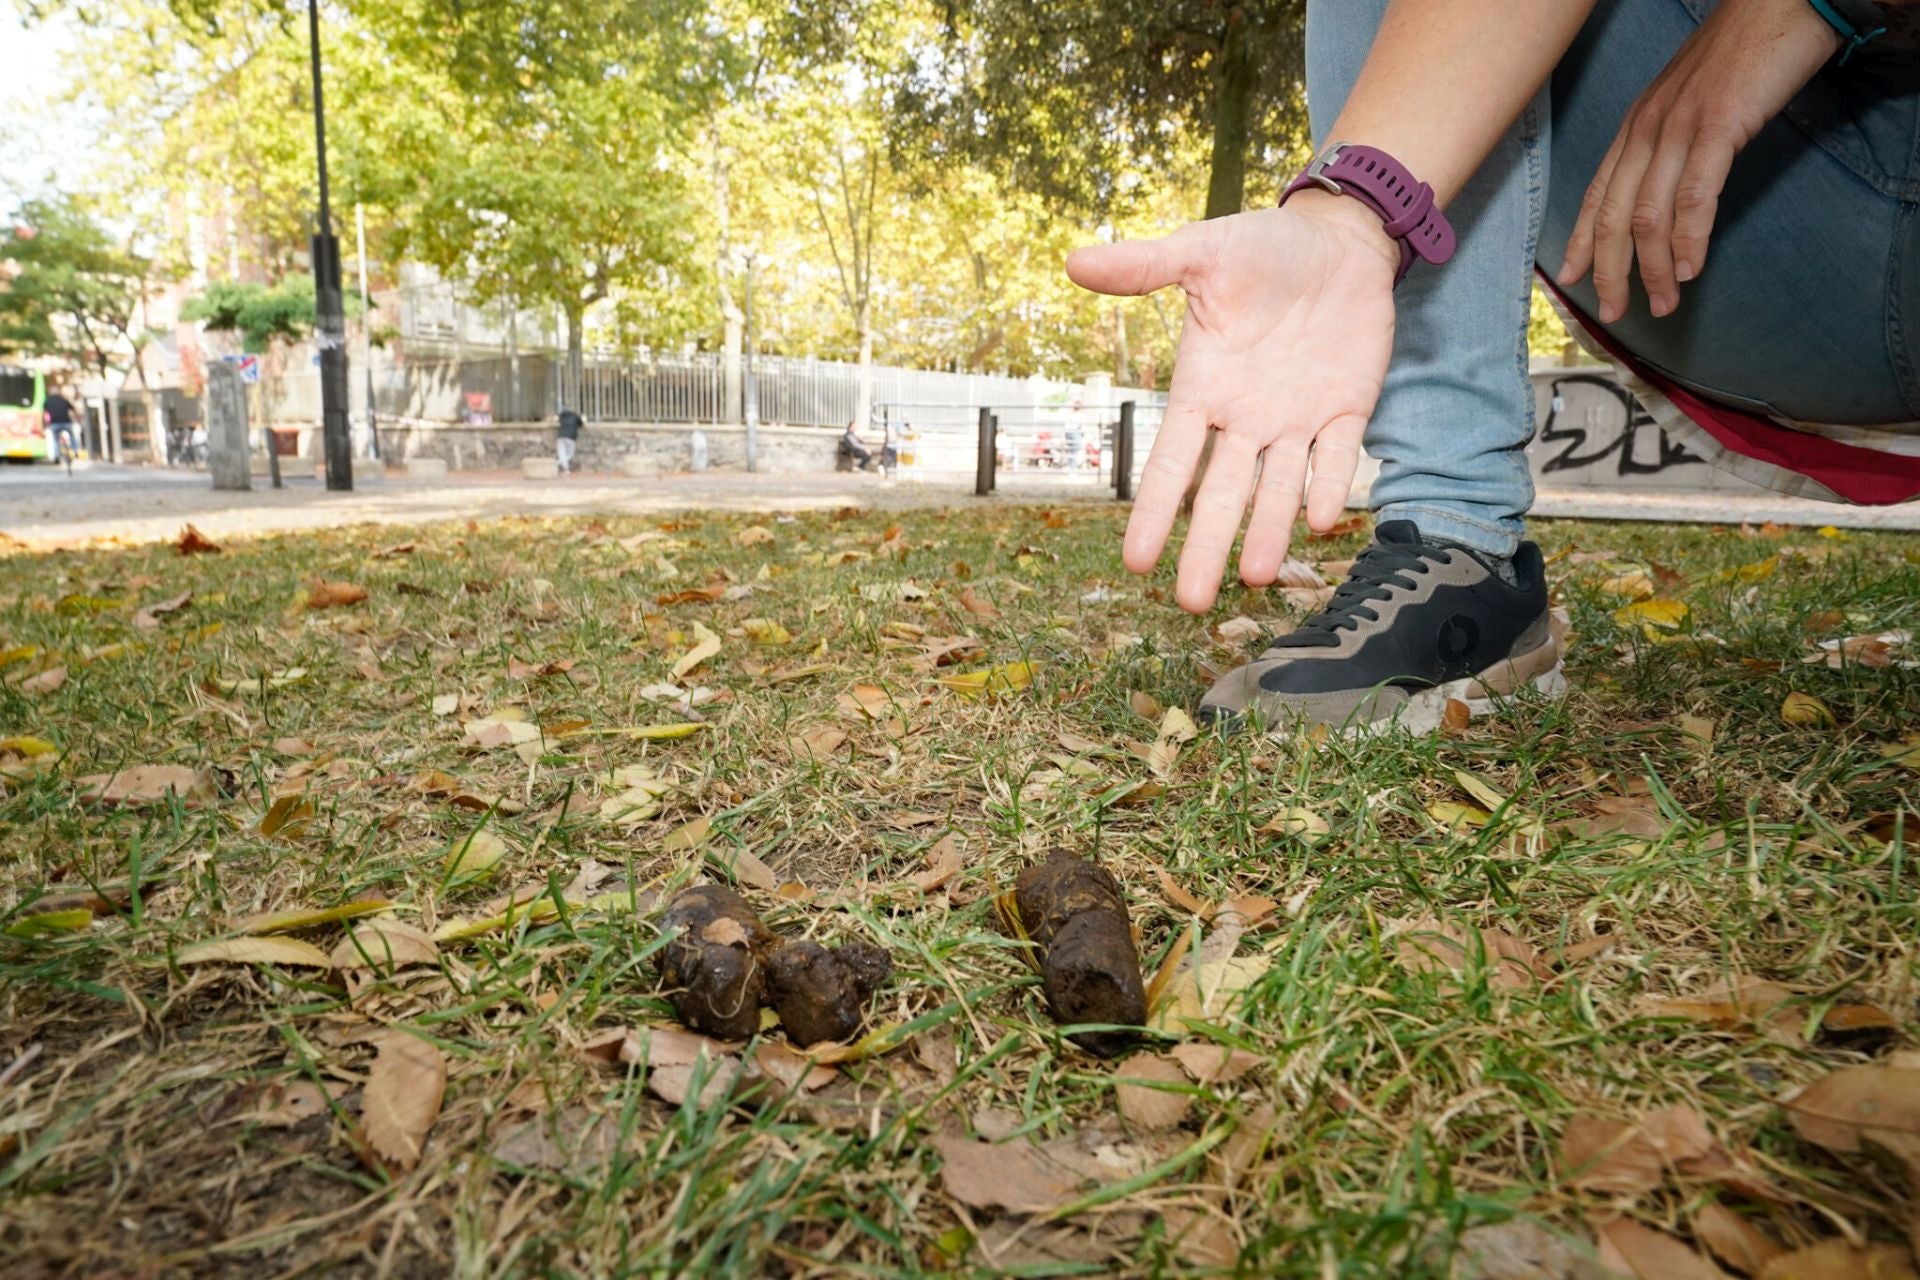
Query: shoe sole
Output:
[[1347, 613, 1571, 737]]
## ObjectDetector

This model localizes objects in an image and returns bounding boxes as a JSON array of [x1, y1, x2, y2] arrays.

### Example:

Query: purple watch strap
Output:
[[1281, 143, 1457, 285]]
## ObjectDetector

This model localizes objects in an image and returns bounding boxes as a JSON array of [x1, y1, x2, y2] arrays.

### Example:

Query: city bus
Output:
[[0, 365, 52, 461]]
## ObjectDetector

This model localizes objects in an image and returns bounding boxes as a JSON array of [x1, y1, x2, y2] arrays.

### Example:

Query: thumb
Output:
[[1066, 226, 1212, 297]]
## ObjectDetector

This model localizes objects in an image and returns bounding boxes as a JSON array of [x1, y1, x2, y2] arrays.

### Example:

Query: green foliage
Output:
[[180, 275, 361, 353], [0, 195, 153, 374]]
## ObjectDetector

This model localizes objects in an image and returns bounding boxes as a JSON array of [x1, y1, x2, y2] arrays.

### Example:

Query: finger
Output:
[[1304, 413, 1367, 530], [1559, 131, 1625, 285], [1066, 224, 1214, 298], [1239, 445, 1309, 585], [1670, 126, 1737, 284], [1122, 376, 1210, 576], [1590, 136, 1655, 324], [1175, 429, 1262, 614], [1631, 129, 1693, 317]]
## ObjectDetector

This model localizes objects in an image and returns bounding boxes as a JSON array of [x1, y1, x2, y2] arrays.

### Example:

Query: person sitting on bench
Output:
[[838, 421, 878, 472]]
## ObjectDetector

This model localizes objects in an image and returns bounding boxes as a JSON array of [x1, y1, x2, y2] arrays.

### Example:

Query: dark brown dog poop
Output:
[[1013, 849, 1148, 1058], [658, 885, 779, 1040], [765, 939, 894, 1049]]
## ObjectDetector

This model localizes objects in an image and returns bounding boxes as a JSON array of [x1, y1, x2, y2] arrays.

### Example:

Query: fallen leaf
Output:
[[1256, 807, 1330, 838], [507, 656, 575, 680], [1641, 978, 1803, 1045], [722, 847, 779, 892], [305, 580, 369, 610], [1151, 952, 1273, 1033], [330, 920, 439, 972], [252, 1079, 341, 1128], [361, 1030, 446, 1170], [1113, 1053, 1192, 1129], [16, 666, 66, 696], [5, 908, 93, 939], [175, 523, 222, 555], [905, 834, 963, 896], [957, 585, 1000, 619], [1782, 1065, 1920, 1229], [1393, 917, 1547, 991], [752, 1041, 838, 1092], [237, 899, 393, 934], [77, 765, 212, 807], [1129, 690, 1164, 721], [1781, 692, 1836, 728], [1755, 1242, 1917, 1280], [1594, 1218, 1729, 1280], [670, 622, 722, 680], [133, 591, 193, 630], [446, 830, 509, 879], [1154, 870, 1210, 917], [928, 1133, 1085, 1214], [734, 525, 774, 547], [648, 1056, 743, 1108], [258, 794, 316, 839], [176, 936, 332, 967], [1441, 698, 1472, 733], [1612, 602, 1689, 629], [743, 618, 792, 646], [787, 725, 848, 761], [939, 661, 1035, 701], [663, 815, 712, 853], [842, 683, 893, 720], [1451, 768, 1510, 812], [1690, 1203, 1783, 1275], [1212, 616, 1263, 646], [1170, 1043, 1263, 1085], [1427, 800, 1492, 829], [463, 716, 542, 750]]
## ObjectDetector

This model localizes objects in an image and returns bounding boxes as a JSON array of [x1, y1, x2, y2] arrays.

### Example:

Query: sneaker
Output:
[[1198, 520, 1566, 734]]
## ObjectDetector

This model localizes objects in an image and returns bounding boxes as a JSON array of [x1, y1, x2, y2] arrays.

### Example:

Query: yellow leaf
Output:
[[1428, 800, 1492, 829], [6, 908, 92, 939], [1876, 734, 1920, 769], [670, 622, 722, 680], [1816, 525, 1850, 541], [176, 935, 333, 967], [1451, 769, 1508, 812], [663, 815, 712, 852], [1613, 598, 1688, 629], [1781, 691, 1836, 728], [939, 661, 1036, 701], [237, 898, 394, 934], [1150, 954, 1273, 1032], [0, 644, 42, 669], [742, 618, 792, 646], [1594, 570, 1655, 600], [0, 735, 58, 758], [432, 898, 564, 941], [446, 830, 509, 879], [258, 794, 317, 838], [608, 722, 706, 741], [1257, 806, 1329, 838], [329, 920, 439, 971], [1679, 715, 1715, 751]]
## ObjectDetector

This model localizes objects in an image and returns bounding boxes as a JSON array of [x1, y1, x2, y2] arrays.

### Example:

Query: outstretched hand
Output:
[[1067, 194, 1398, 614], [1556, 0, 1839, 321]]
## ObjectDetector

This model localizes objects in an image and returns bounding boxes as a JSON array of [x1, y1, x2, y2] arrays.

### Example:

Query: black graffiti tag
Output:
[[1537, 374, 1703, 477]]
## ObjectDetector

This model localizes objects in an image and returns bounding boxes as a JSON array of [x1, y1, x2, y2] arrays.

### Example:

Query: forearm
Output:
[[1321, 0, 1602, 206]]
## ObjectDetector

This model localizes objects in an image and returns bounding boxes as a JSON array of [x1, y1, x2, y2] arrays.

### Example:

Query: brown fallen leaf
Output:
[[734, 525, 774, 547], [1155, 869, 1211, 917], [175, 523, 222, 555], [1780, 691, 1836, 728], [787, 725, 848, 761], [77, 765, 214, 807], [752, 1041, 838, 1093], [903, 834, 963, 897], [648, 1056, 743, 1108], [1392, 916, 1548, 991], [1441, 698, 1472, 733], [1640, 978, 1803, 1045], [657, 586, 727, 606], [1113, 1053, 1191, 1130], [1690, 1203, 1783, 1275], [306, 580, 370, 610], [1561, 1104, 1773, 1201], [1756, 1241, 1918, 1280], [133, 590, 192, 630], [507, 656, 575, 680], [721, 847, 779, 893], [1782, 1064, 1920, 1252], [251, 1079, 342, 1129], [16, 665, 66, 696], [1594, 1217, 1730, 1279], [176, 935, 332, 967], [361, 1030, 446, 1171], [330, 920, 439, 972], [957, 585, 1000, 620], [928, 1133, 1087, 1214], [1170, 1042, 1263, 1085], [1129, 690, 1164, 721]]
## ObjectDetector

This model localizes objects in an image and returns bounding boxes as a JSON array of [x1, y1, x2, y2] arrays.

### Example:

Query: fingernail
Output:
[[1650, 297, 1671, 318], [1675, 260, 1696, 283], [1556, 259, 1574, 283]]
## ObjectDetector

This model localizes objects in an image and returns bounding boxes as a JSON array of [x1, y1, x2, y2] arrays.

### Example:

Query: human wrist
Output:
[[1284, 189, 1404, 278]]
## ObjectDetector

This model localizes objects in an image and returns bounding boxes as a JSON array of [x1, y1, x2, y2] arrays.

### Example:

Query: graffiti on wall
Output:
[[1535, 373, 1703, 477]]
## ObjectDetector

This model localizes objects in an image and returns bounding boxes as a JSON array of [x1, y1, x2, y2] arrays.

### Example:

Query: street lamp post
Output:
[[306, 0, 352, 490]]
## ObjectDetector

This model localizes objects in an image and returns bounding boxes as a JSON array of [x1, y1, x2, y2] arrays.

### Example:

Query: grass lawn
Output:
[[1, 502, 1916, 1278]]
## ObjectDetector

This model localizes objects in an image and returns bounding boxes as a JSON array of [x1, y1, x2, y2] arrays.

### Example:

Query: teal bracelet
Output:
[[1806, 0, 1888, 62]]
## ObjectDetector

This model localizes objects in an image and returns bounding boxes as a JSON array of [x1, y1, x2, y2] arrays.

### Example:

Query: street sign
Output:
[[222, 354, 261, 384]]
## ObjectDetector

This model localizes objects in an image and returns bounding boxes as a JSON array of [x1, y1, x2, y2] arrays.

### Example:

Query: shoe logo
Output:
[[1437, 615, 1480, 665]]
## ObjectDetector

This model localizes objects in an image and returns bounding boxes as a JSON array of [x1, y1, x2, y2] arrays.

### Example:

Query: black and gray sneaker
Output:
[[1198, 520, 1566, 734]]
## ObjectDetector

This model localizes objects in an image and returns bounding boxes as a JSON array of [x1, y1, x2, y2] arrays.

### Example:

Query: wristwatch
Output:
[[1280, 142, 1457, 286]]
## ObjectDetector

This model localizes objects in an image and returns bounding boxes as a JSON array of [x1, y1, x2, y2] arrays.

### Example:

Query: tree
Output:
[[0, 196, 156, 380], [895, 0, 1308, 221], [182, 276, 360, 353]]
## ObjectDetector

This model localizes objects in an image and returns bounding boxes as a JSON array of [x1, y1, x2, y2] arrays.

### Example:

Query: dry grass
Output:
[[0, 503, 1915, 1278]]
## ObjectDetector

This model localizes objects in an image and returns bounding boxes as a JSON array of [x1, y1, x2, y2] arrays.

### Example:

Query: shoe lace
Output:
[[1269, 542, 1455, 650]]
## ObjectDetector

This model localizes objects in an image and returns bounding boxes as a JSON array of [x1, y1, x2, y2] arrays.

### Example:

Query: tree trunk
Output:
[[1112, 305, 1133, 385], [715, 141, 744, 424], [563, 302, 586, 417], [854, 321, 874, 433], [1204, 9, 1256, 221]]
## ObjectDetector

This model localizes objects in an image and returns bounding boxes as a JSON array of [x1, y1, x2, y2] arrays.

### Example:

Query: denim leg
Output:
[[1541, 0, 1919, 424], [1306, 0, 1549, 557]]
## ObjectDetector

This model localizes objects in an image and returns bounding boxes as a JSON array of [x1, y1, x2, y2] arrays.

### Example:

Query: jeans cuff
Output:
[[1376, 503, 1524, 558]]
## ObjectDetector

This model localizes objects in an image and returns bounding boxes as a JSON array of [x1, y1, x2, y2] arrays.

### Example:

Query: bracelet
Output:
[[1805, 0, 1887, 62]]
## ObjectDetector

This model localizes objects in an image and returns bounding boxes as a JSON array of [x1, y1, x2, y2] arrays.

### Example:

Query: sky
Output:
[[0, 7, 111, 211]]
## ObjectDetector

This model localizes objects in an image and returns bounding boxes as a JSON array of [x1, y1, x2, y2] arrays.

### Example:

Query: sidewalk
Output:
[[3, 464, 1917, 549]]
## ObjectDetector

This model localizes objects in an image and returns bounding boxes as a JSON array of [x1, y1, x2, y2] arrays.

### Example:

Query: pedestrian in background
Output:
[[43, 383, 79, 469], [556, 407, 584, 474]]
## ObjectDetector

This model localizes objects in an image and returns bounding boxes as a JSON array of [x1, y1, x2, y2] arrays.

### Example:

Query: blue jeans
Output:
[[49, 422, 78, 462], [1308, 0, 1920, 555]]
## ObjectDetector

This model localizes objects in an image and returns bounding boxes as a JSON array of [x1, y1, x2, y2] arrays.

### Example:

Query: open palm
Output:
[[1069, 200, 1398, 613]]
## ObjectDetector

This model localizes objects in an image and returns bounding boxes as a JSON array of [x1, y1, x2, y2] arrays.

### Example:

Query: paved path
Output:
[[3, 463, 1917, 548]]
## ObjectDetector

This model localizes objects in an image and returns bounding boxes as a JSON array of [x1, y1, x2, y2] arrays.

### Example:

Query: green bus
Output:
[[0, 365, 52, 461]]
